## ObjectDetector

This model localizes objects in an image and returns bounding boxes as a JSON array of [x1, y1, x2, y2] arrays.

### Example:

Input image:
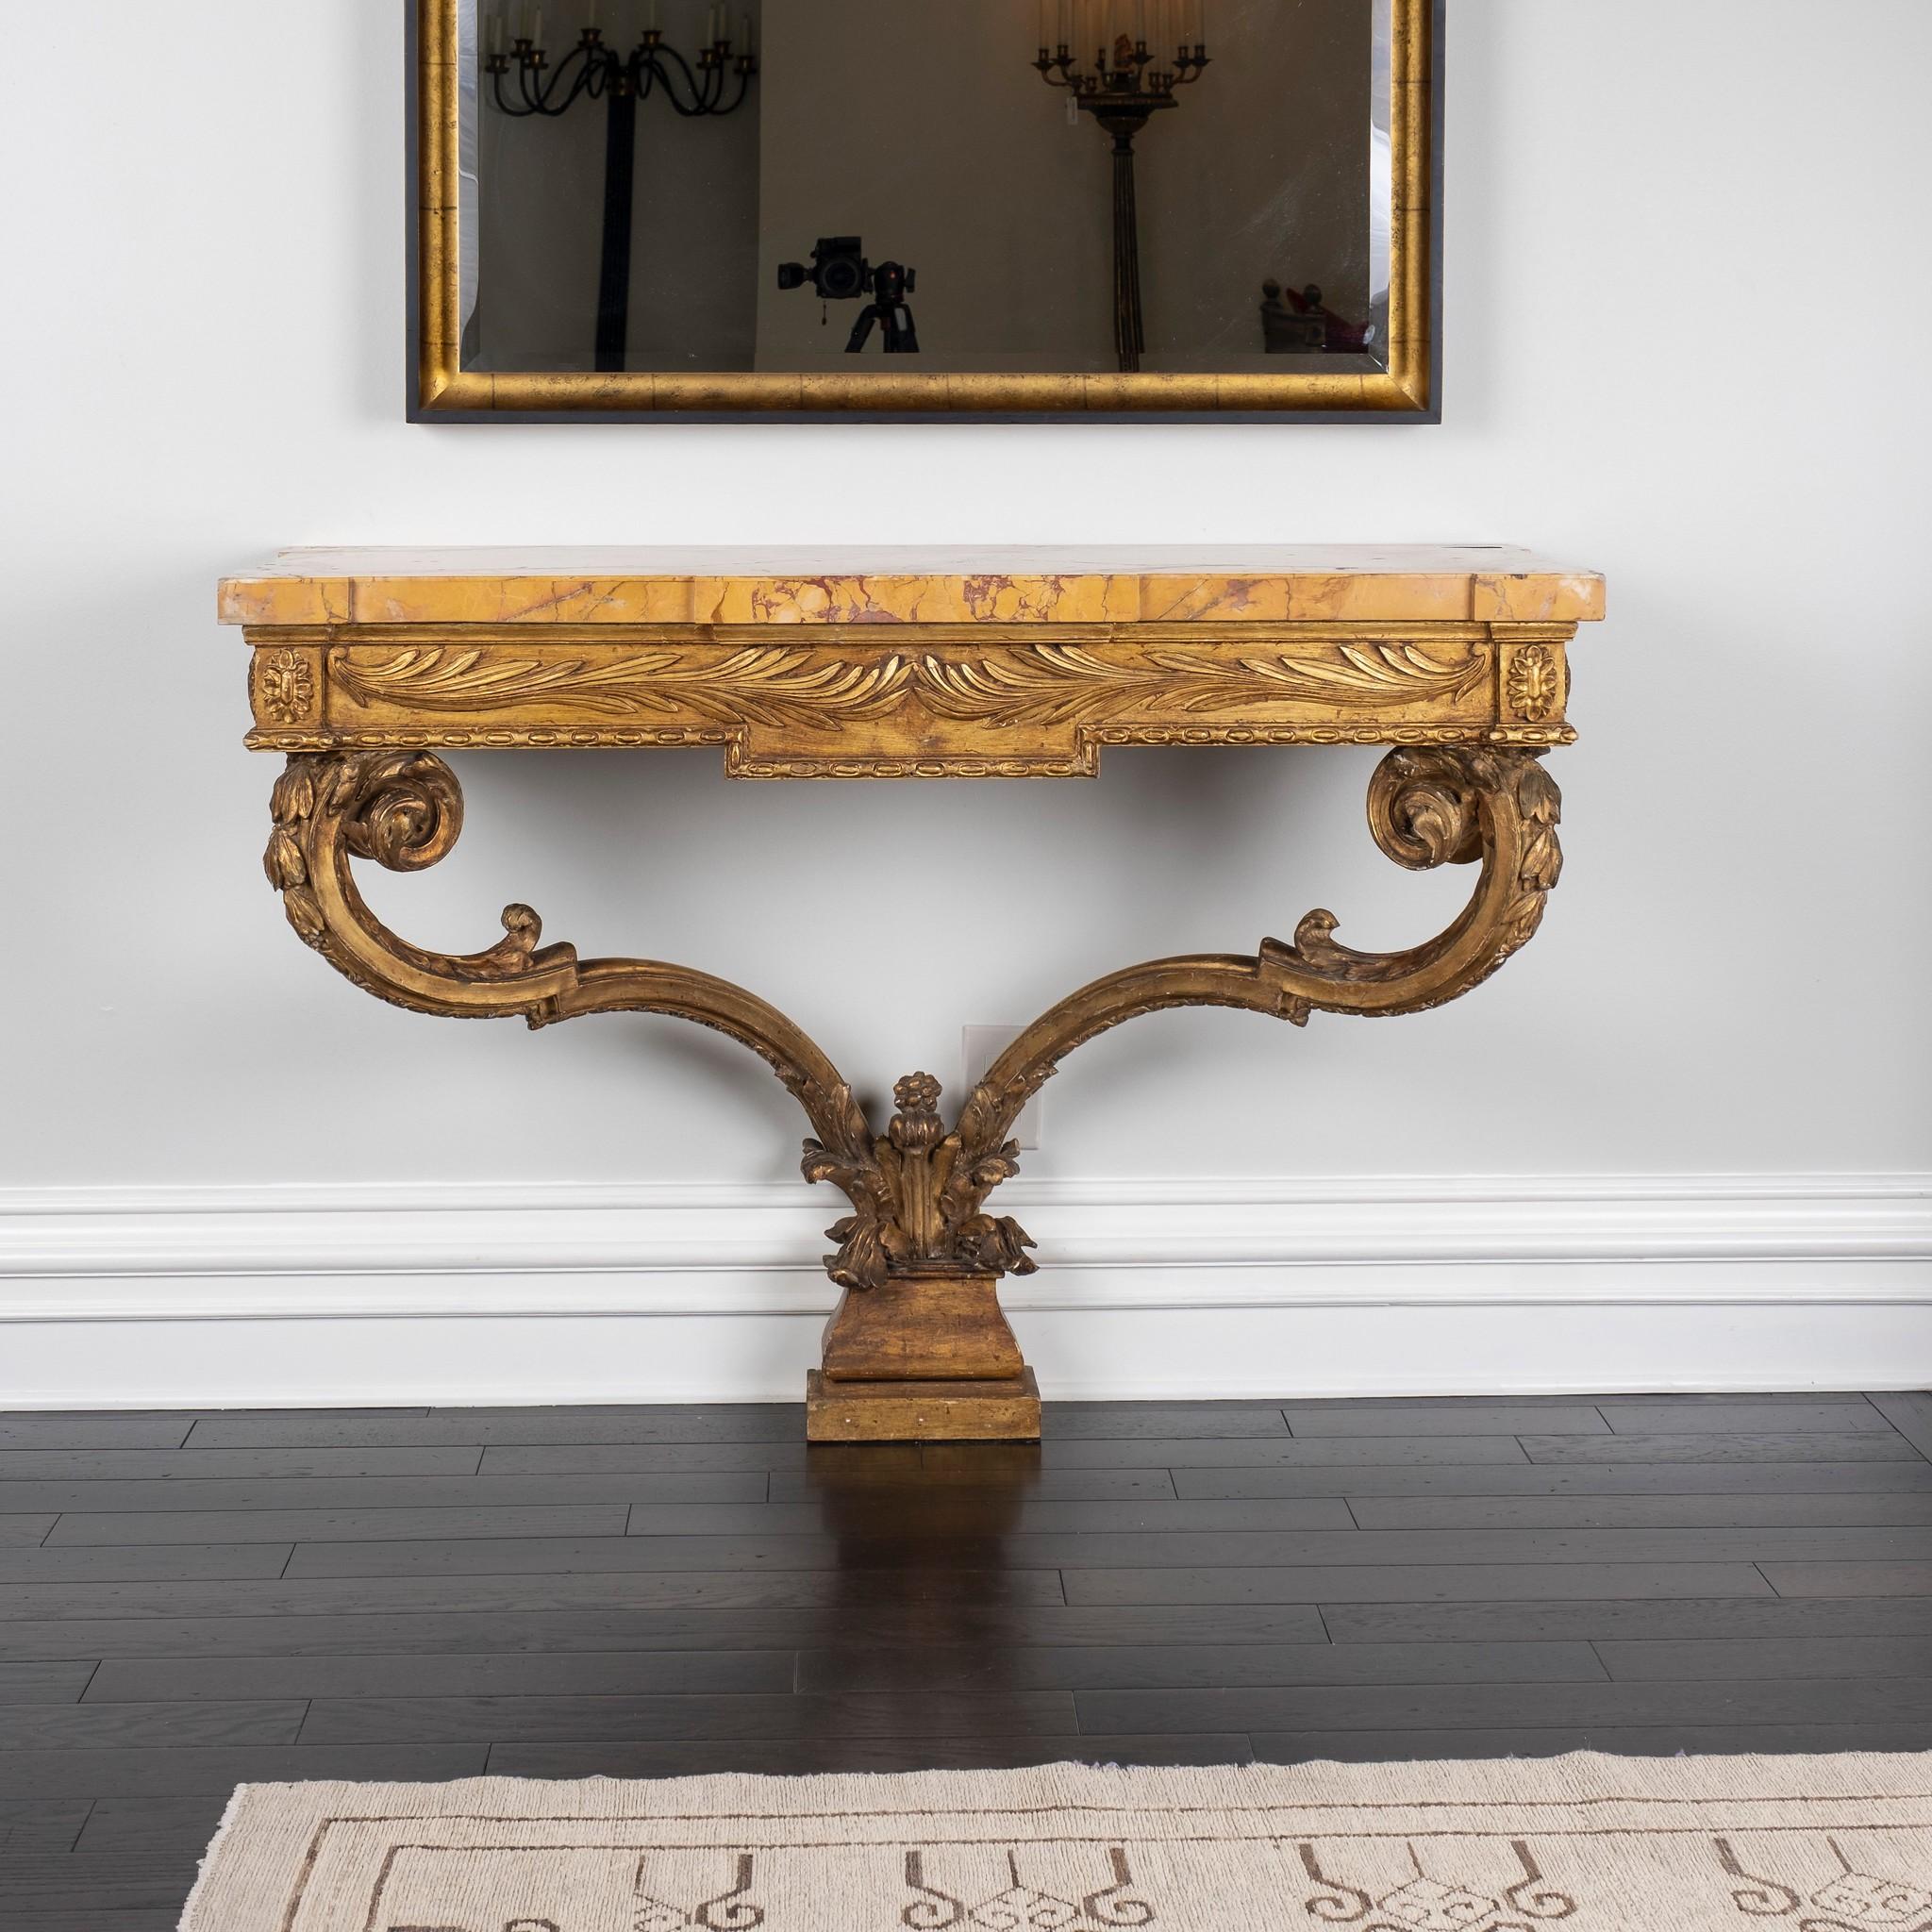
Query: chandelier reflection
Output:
[[1033, 2, 1212, 374], [485, 5, 759, 371]]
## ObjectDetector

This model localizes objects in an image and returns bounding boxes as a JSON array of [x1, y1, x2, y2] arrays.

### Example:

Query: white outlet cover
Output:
[[960, 1024, 1042, 1150]]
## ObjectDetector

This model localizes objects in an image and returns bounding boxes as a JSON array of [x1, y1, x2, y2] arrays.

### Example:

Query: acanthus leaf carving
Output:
[[321, 638, 1497, 741], [329, 645, 913, 728], [915, 641, 1490, 727]]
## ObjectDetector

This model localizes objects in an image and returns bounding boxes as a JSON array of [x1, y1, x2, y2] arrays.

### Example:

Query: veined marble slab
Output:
[[220, 546, 1607, 629]]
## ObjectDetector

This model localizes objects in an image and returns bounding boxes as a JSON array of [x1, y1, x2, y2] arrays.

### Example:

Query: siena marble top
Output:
[[220, 547, 1606, 629]]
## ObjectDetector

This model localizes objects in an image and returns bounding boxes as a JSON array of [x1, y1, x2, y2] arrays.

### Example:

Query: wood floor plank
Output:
[[0, 1544, 293, 1585], [0, 1447, 487, 1480], [0, 1515, 55, 1546], [1321, 1596, 1932, 1643], [0, 1742, 489, 1797], [1870, 1392, 1932, 1460], [622, 1498, 1357, 1536], [1594, 1635, 1932, 1680], [484, 1734, 1255, 1776], [1041, 1409, 1291, 1439], [1012, 1438, 1538, 1470], [86, 1649, 799, 1702], [0, 1420, 192, 1451], [492, 1439, 1529, 1476], [1074, 1675, 1932, 1734], [1246, 1722, 1932, 1762], [794, 1640, 1607, 1693], [43, 1505, 632, 1546], [1062, 1563, 1774, 1606], [0, 1472, 771, 1514], [0, 1661, 96, 1704], [8, 1409, 430, 1422], [767, 1468, 1177, 1502], [1281, 1394, 1867, 1414], [0, 1603, 1329, 1659], [0, 1567, 1070, 1621], [476, 1442, 831, 1474], [1519, 1432, 1922, 1464], [0, 1799, 92, 1852], [1349, 1493, 1932, 1529], [299, 1690, 1081, 1744], [73, 1795, 233, 1857], [283, 1533, 1111, 1579], [1597, 1401, 1898, 1435], [29, 1910, 180, 1930], [0, 1854, 198, 1912], [0, 1700, 306, 1748], [1759, 1562, 1932, 1597], [186, 1410, 808, 1448], [1284, 1405, 1610, 1438], [276, 1524, 1926, 1583], [1174, 1461, 1932, 1499]]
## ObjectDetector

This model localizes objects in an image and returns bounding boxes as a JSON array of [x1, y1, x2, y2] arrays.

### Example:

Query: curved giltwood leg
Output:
[[889, 746, 1563, 1279], [261, 751, 884, 1232]]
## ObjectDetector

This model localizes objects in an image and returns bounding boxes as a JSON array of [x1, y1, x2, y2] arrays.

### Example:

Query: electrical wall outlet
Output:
[[961, 1025, 1042, 1150]]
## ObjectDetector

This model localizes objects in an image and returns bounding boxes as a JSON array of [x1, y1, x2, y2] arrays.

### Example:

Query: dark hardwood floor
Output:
[[4, 1391, 1931, 1928]]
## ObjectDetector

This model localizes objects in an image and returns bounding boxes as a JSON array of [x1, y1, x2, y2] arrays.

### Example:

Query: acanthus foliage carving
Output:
[[327, 645, 912, 728], [265, 743, 1557, 1291], [915, 641, 1490, 727], [322, 639, 1491, 736]]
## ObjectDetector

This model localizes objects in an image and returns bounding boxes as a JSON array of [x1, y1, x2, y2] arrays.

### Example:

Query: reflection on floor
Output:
[[3, 1391, 1931, 1927]]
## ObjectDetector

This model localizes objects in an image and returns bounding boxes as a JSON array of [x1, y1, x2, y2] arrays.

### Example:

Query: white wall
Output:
[[3, 2, 1928, 1404]]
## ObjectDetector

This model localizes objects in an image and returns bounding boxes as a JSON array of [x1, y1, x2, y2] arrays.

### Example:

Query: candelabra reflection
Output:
[[1033, 4, 1212, 374], [485, 6, 759, 370]]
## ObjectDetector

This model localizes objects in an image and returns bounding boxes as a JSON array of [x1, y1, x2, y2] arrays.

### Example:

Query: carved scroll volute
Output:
[[263, 751, 580, 1021], [1277, 745, 1562, 1003]]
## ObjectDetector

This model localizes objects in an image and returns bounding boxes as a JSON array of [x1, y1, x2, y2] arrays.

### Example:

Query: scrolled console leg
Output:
[[263, 746, 1559, 1445]]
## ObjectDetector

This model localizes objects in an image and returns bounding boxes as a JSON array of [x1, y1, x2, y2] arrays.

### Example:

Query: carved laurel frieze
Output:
[[914, 641, 1489, 725], [317, 636, 1502, 730], [327, 644, 911, 728]]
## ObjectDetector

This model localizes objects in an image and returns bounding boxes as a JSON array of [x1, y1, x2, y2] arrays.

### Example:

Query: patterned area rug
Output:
[[179, 1752, 1932, 1931]]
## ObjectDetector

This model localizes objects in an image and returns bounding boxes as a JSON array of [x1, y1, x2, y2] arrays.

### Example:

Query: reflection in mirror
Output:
[[458, 0, 1391, 379]]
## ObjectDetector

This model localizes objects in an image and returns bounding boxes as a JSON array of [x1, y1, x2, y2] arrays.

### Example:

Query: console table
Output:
[[221, 547, 1604, 1441]]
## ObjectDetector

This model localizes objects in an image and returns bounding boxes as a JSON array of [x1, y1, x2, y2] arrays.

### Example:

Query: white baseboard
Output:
[[2, 1174, 1926, 1407]]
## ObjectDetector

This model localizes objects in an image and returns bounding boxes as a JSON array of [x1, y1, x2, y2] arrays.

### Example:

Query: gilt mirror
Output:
[[410, 0, 1439, 419]]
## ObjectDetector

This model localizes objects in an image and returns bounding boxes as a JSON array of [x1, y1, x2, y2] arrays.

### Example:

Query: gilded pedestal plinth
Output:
[[225, 548, 1603, 1441]]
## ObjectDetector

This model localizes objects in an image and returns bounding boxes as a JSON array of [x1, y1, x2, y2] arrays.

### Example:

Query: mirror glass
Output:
[[457, 0, 1391, 378]]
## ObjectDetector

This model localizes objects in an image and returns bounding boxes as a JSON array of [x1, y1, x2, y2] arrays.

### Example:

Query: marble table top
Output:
[[220, 547, 1607, 630]]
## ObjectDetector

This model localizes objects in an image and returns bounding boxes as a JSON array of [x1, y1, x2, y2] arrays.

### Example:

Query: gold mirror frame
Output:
[[409, 0, 1441, 423]]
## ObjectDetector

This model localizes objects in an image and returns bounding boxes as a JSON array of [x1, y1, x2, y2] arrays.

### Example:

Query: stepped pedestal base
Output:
[[806, 1368, 1042, 1443]]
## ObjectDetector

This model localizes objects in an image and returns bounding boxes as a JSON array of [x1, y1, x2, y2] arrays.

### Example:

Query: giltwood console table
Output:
[[221, 547, 1604, 1441]]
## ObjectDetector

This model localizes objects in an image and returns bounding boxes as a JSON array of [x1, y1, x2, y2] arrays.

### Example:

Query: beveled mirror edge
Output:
[[408, 0, 1441, 424]]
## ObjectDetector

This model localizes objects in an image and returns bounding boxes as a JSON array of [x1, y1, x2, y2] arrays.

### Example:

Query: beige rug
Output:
[[179, 1752, 1932, 1932]]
